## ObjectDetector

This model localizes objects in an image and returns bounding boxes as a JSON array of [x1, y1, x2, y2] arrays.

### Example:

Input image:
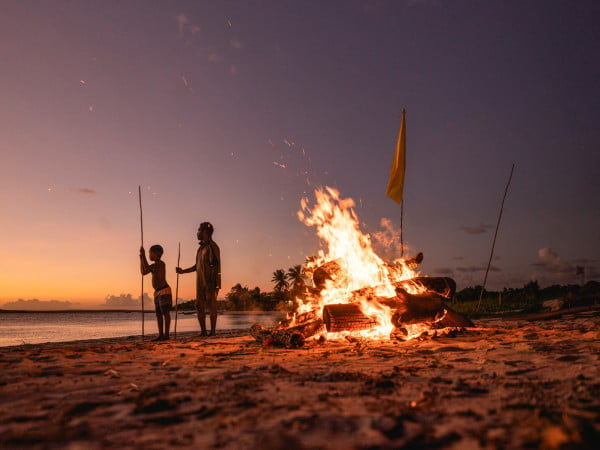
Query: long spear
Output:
[[138, 185, 145, 340], [174, 241, 181, 339], [477, 164, 515, 310]]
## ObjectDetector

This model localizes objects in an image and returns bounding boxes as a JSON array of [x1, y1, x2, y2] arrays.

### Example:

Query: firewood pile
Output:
[[250, 253, 473, 348]]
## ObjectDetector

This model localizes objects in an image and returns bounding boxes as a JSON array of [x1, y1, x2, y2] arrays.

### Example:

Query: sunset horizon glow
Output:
[[1, 1, 598, 308]]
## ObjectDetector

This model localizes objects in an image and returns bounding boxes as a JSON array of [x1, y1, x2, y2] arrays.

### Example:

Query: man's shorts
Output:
[[154, 286, 173, 315]]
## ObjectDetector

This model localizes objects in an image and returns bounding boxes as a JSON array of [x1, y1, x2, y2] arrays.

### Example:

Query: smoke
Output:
[[370, 218, 406, 263]]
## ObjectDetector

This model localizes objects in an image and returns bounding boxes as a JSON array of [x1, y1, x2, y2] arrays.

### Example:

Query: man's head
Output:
[[149, 244, 164, 261], [197, 222, 214, 241]]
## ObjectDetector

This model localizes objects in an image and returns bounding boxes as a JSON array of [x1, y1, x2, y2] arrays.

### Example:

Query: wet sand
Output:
[[0, 313, 598, 449]]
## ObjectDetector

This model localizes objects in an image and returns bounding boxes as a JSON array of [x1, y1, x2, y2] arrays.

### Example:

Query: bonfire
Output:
[[251, 187, 473, 347]]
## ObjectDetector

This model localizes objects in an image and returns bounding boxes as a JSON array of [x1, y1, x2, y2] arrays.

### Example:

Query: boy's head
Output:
[[149, 244, 164, 261], [197, 222, 214, 241]]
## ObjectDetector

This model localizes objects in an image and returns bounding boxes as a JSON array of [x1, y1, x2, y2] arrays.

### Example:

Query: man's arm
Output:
[[213, 243, 221, 290]]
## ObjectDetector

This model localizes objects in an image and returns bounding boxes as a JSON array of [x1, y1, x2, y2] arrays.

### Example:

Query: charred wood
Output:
[[250, 319, 325, 348]]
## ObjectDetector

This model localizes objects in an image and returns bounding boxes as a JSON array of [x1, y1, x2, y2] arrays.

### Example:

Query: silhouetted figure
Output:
[[140, 244, 172, 341], [177, 222, 221, 336]]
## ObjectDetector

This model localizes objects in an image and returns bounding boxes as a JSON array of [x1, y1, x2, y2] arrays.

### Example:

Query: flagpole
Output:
[[400, 201, 404, 258], [174, 241, 180, 339], [138, 185, 145, 340], [386, 108, 407, 259], [477, 164, 515, 310], [399, 108, 406, 259]]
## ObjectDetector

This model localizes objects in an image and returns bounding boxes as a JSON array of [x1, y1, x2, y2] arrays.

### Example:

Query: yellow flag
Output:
[[386, 109, 406, 204]]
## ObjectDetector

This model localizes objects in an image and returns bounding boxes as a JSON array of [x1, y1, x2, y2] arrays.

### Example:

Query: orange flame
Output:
[[296, 187, 429, 339]]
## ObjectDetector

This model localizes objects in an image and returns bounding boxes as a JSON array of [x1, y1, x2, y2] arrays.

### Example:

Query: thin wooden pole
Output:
[[138, 185, 145, 339], [174, 241, 181, 339], [478, 164, 515, 310], [400, 201, 404, 258]]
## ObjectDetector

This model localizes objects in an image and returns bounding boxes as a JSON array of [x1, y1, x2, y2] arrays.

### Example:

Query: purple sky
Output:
[[1, 0, 598, 306]]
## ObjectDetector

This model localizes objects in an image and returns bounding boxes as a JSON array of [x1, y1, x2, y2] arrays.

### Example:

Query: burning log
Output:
[[312, 253, 424, 291], [389, 289, 445, 325], [277, 309, 320, 328], [389, 289, 473, 328], [322, 304, 377, 332], [321, 289, 473, 334], [394, 277, 456, 300], [312, 260, 344, 290], [311, 256, 456, 300], [434, 308, 475, 329]]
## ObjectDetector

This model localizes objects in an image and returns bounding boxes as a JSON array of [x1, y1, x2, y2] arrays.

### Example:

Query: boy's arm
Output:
[[176, 264, 196, 274], [139, 247, 152, 275]]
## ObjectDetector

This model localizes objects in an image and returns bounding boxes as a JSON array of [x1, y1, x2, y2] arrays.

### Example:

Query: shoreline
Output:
[[0, 329, 247, 350]]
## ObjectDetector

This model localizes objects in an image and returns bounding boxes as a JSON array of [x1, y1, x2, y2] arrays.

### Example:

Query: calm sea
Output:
[[0, 311, 283, 347]]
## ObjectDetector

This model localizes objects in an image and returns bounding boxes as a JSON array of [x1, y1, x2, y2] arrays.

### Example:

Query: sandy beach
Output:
[[1, 312, 598, 449]]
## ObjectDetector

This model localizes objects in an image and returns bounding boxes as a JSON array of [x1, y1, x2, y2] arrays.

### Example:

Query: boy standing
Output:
[[176, 222, 221, 336], [140, 244, 172, 341]]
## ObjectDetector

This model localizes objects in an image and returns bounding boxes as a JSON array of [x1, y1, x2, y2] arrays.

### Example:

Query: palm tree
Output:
[[272, 269, 288, 292], [286, 265, 305, 288]]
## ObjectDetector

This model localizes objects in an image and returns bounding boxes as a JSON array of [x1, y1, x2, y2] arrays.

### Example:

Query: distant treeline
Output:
[[452, 280, 599, 316], [177, 285, 299, 312], [456, 280, 599, 303]]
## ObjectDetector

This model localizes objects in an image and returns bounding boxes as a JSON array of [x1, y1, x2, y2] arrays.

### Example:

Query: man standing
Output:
[[176, 222, 221, 336]]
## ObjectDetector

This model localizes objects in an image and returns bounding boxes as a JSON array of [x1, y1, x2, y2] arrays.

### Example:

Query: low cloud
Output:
[[70, 187, 96, 195], [1, 299, 77, 310], [104, 293, 152, 308], [531, 248, 573, 275], [459, 224, 492, 235], [528, 247, 600, 285], [433, 267, 454, 275], [456, 265, 501, 273]]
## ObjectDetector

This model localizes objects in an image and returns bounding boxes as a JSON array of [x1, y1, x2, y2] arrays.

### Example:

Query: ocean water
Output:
[[0, 311, 283, 347]]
